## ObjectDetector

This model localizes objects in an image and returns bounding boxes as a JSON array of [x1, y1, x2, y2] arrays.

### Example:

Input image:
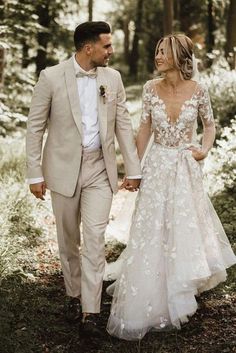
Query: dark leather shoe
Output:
[[64, 297, 82, 322], [81, 314, 103, 336]]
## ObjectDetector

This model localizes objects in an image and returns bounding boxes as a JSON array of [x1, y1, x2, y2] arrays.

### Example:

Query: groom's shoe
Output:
[[81, 314, 103, 337], [64, 297, 82, 322]]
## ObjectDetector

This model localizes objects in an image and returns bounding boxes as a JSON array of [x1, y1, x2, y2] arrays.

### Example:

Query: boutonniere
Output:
[[99, 85, 107, 104]]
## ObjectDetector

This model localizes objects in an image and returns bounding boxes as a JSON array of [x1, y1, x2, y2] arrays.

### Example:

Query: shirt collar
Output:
[[73, 54, 97, 77]]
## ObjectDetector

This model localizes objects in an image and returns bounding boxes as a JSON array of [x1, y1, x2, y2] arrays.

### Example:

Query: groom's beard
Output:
[[92, 57, 111, 68]]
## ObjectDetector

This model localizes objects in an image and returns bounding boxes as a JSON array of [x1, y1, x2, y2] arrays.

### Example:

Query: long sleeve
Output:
[[115, 72, 141, 177], [198, 86, 215, 154], [136, 82, 153, 160], [26, 70, 52, 179]]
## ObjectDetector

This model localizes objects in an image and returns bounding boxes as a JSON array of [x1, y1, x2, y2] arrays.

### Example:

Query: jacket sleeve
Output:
[[26, 70, 52, 178], [115, 72, 141, 176]]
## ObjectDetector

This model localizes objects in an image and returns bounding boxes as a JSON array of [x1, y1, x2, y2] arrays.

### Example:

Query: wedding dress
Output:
[[106, 80, 236, 340]]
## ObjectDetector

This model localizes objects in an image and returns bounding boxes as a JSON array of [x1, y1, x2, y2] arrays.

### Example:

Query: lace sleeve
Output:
[[136, 81, 153, 160], [198, 85, 214, 126], [141, 82, 152, 124], [198, 85, 215, 153]]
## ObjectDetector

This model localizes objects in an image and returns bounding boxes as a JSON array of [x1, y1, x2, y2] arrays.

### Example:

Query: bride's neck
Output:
[[163, 70, 184, 93]]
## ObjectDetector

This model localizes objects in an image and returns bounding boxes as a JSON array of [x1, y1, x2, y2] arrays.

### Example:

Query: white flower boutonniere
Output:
[[99, 85, 107, 104]]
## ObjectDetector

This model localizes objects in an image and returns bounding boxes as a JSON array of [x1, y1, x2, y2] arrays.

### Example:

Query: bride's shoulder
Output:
[[194, 81, 210, 98], [143, 78, 163, 92]]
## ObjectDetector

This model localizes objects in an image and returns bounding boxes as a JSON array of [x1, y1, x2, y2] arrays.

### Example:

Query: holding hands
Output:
[[120, 178, 141, 192]]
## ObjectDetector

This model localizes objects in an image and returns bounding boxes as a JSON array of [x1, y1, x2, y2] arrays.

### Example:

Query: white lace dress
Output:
[[106, 80, 236, 340]]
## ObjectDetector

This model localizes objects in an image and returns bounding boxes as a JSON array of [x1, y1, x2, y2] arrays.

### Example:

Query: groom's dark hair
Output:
[[74, 21, 111, 51]]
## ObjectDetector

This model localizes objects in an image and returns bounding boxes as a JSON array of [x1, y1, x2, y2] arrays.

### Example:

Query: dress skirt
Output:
[[107, 142, 236, 340]]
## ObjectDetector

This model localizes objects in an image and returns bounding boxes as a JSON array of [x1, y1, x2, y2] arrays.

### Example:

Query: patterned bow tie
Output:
[[76, 69, 97, 79]]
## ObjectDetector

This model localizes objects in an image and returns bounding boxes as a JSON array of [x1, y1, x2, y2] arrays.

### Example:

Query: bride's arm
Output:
[[136, 82, 153, 160], [199, 86, 215, 157], [136, 120, 152, 160], [201, 119, 215, 156], [190, 86, 215, 161]]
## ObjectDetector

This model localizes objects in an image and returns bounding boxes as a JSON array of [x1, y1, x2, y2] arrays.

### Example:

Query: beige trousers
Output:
[[51, 149, 113, 313]]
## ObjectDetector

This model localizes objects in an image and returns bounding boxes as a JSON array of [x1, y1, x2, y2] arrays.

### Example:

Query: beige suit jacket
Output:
[[26, 56, 141, 196]]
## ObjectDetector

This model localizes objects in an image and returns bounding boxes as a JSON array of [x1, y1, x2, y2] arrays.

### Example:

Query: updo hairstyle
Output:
[[155, 34, 194, 80]]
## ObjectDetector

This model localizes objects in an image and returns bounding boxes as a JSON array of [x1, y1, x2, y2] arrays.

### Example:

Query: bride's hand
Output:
[[188, 147, 207, 161], [120, 178, 140, 191]]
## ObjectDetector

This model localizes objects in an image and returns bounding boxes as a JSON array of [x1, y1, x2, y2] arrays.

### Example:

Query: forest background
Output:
[[0, 1, 235, 352]]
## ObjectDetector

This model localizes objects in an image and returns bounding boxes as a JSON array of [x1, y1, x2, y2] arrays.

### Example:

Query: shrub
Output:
[[204, 118, 236, 252], [0, 138, 42, 282], [204, 117, 236, 195], [0, 100, 27, 137], [201, 58, 236, 130]]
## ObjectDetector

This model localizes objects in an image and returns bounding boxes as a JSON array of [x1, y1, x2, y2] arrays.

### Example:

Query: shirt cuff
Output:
[[27, 177, 44, 184], [126, 175, 142, 179]]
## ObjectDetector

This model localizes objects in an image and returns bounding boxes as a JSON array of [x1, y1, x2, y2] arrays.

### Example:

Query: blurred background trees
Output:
[[0, 0, 235, 135], [0, 0, 80, 135]]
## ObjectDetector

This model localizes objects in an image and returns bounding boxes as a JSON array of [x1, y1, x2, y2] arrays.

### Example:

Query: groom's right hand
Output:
[[29, 182, 47, 200]]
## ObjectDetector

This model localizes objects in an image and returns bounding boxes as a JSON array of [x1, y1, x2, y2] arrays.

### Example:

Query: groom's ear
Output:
[[84, 42, 93, 56]]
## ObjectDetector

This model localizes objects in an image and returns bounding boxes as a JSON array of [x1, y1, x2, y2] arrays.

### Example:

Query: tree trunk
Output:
[[0, 1, 6, 85], [173, 0, 180, 31], [35, 3, 51, 76], [225, 0, 236, 69], [22, 43, 30, 68], [0, 46, 5, 86], [123, 17, 130, 65], [88, 0, 93, 21], [163, 0, 173, 35], [129, 0, 144, 78], [207, 0, 215, 53]]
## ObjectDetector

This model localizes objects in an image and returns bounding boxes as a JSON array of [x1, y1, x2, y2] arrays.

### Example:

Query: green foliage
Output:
[[141, 0, 163, 76], [211, 188, 236, 294], [205, 117, 236, 195], [204, 118, 236, 292], [0, 188, 42, 281], [0, 0, 77, 66], [0, 136, 27, 181], [0, 1, 39, 114], [0, 138, 42, 282], [0, 0, 79, 136], [178, 0, 208, 33], [105, 240, 126, 263], [212, 191, 235, 247], [0, 101, 27, 137], [201, 57, 236, 129]]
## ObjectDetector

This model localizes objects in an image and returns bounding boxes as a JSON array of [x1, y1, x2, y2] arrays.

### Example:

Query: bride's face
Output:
[[155, 40, 174, 73]]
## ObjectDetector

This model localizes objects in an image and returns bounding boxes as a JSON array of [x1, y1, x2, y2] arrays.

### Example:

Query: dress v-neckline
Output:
[[153, 81, 199, 126]]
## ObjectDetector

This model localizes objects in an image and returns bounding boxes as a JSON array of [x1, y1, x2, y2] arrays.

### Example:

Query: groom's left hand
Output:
[[120, 178, 141, 192]]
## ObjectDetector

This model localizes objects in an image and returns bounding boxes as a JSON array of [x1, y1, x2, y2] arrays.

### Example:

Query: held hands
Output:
[[29, 182, 47, 200], [120, 178, 141, 192], [188, 146, 208, 161]]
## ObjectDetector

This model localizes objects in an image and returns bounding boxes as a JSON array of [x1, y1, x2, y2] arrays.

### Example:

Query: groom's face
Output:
[[90, 33, 113, 67]]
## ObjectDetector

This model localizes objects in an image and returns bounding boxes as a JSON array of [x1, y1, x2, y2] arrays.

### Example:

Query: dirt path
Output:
[[1, 265, 235, 353]]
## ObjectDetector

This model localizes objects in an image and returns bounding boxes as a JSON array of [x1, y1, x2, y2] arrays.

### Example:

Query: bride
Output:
[[106, 33, 236, 340]]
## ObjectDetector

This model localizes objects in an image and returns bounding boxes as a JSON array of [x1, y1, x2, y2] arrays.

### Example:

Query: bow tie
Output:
[[76, 69, 97, 79]]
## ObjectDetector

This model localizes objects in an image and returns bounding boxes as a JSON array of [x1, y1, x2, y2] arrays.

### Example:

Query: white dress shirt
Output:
[[74, 57, 101, 151], [28, 55, 141, 184]]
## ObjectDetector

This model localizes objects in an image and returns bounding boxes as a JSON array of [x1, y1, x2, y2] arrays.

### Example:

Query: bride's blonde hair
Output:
[[155, 33, 194, 80]]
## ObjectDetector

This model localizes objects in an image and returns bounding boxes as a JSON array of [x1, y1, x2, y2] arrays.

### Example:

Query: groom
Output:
[[26, 21, 141, 335]]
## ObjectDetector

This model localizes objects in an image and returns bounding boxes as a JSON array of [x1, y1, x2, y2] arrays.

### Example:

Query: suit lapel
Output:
[[96, 67, 108, 142], [64, 56, 83, 137]]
